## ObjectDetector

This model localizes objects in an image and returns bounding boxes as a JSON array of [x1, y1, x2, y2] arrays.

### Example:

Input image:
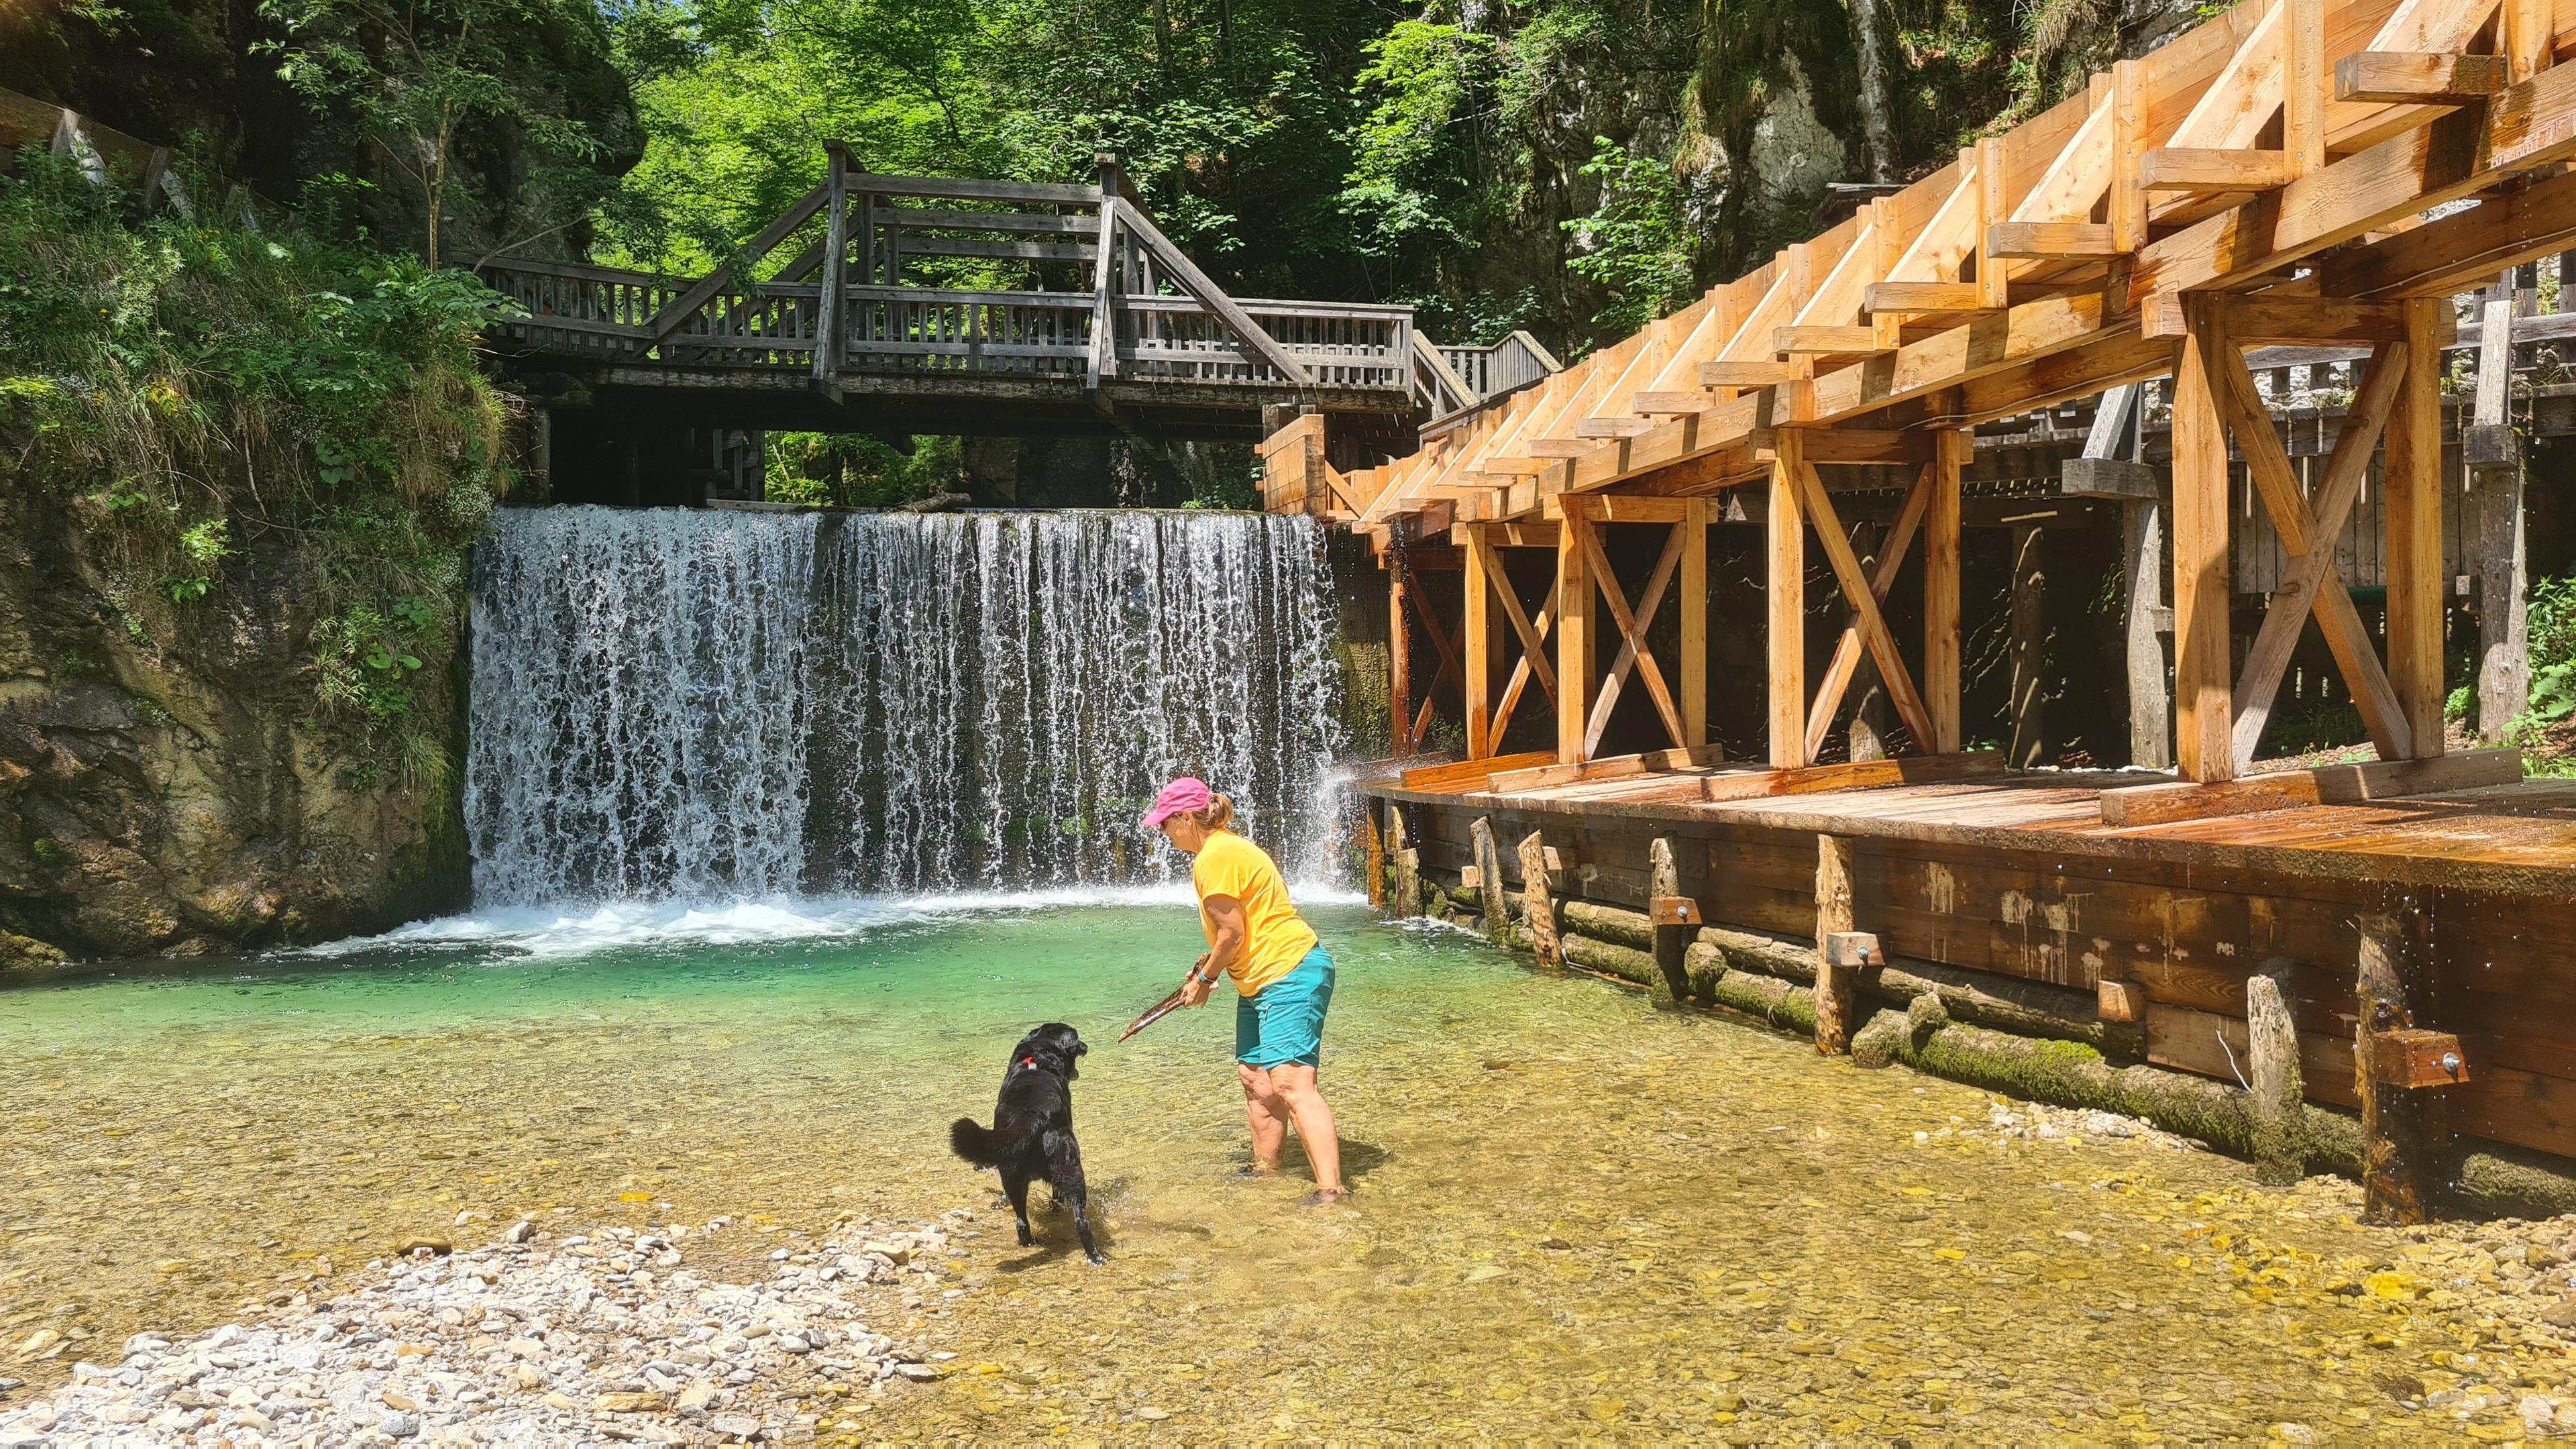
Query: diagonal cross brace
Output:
[[1796, 463, 1939, 754], [1578, 521, 1689, 756], [644, 182, 831, 347], [2227, 341, 2414, 770], [1805, 461, 1939, 761]]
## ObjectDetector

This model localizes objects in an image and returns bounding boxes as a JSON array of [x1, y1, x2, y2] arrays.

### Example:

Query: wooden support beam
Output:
[[1463, 527, 1493, 760], [2322, 164, 2576, 299], [1388, 804, 1418, 917], [2171, 297, 2235, 782], [1630, 390, 1722, 415], [2099, 749, 2524, 826], [2355, 915, 2440, 1226], [2333, 51, 2508, 104], [1517, 830, 1560, 967], [810, 144, 850, 384], [1814, 835, 1860, 1055], [2385, 297, 2447, 758], [1362, 805, 1385, 910], [1682, 498, 1709, 748], [1648, 838, 1693, 1004], [1701, 360, 1801, 388], [1389, 559, 1413, 757], [1768, 430, 1808, 767], [2284, 0, 2324, 179], [1396, 750, 1554, 793], [644, 183, 829, 345], [1557, 508, 1593, 765], [1775, 325, 1886, 358], [2208, 339, 2312, 557], [1699, 749, 2004, 802], [1572, 417, 1656, 439], [1926, 431, 1966, 754], [1864, 282, 1984, 316], [1114, 199, 1315, 387], [2141, 148, 2290, 193], [1985, 223, 2120, 259], [1486, 743, 1728, 792]]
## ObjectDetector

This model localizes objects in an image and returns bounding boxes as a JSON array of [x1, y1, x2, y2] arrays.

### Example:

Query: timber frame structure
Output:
[[1271, 0, 2576, 786], [1274, 0, 2576, 1223]]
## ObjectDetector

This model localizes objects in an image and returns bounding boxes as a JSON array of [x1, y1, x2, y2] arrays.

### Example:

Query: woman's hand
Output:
[[1179, 953, 1213, 1007]]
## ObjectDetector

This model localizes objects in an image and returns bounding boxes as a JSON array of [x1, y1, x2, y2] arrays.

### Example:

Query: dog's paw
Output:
[[1016, 1228, 1035, 1246], [1084, 1251, 1107, 1267]]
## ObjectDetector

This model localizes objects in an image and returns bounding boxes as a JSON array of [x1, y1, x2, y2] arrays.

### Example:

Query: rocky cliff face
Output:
[[0, 479, 468, 971]]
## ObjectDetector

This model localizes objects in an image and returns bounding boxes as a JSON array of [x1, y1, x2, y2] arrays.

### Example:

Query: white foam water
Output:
[[466, 507, 1346, 908]]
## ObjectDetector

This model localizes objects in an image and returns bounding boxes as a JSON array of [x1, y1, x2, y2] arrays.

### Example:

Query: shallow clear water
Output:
[[0, 898, 2558, 1441]]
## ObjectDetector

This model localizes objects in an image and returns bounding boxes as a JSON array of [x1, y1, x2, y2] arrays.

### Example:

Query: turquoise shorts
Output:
[[1236, 946, 1335, 1069]]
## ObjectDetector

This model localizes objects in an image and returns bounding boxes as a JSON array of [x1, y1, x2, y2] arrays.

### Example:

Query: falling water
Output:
[[466, 506, 1345, 906]]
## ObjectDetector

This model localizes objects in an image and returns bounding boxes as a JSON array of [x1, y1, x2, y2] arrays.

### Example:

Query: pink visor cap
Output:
[[1140, 776, 1213, 829]]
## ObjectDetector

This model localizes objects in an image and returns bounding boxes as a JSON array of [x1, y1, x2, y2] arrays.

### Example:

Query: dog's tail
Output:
[[949, 1116, 1028, 1168]]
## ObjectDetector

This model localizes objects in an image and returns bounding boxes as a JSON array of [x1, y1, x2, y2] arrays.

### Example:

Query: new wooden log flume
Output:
[[1264, 0, 2576, 1222]]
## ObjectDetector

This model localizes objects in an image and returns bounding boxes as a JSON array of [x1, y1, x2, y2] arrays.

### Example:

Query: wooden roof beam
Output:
[[2336, 50, 2509, 102]]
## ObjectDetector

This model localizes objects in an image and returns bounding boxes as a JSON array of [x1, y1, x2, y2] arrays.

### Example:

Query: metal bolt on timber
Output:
[[1517, 830, 1561, 967], [1470, 817, 1508, 947], [1814, 835, 1860, 1054]]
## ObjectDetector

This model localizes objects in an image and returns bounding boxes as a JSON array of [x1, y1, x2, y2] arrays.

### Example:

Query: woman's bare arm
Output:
[[1181, 894, 1248, 1006]]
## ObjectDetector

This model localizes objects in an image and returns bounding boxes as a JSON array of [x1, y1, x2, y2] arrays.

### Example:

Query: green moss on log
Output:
[[1564, 901, 1656, 951], [1562, 932, 1658, 987]]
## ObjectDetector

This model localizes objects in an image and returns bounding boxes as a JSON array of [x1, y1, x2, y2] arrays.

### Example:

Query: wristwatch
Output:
[[1192, 967, 1218, 986]]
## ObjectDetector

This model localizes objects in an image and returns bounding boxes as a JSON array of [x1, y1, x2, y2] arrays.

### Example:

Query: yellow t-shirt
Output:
[[1191, 830, 1319, 996]]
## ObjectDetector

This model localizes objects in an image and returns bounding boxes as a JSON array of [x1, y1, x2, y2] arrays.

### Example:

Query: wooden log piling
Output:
[[2356, 914, 2439, 1225], [1470, 817, 1507, 946], [1813, 834, 1860, 1055], [1516, 831, 1560, 967], [2246, 967, 2306, 1186], [1647, 837, 1693, 1004]]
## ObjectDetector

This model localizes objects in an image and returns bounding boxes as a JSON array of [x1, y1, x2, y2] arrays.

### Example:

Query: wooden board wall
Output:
[[1392, 794, 2576, 1161]]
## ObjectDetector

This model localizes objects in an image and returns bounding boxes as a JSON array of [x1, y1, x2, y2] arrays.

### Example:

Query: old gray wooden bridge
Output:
[[478, 150, 1543, 445]]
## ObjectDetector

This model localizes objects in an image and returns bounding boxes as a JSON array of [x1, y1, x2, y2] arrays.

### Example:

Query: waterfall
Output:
[[465, 506, 1346, 906]]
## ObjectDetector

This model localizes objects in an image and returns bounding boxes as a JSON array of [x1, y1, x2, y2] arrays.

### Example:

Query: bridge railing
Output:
[[483, 262, 1415, 391]]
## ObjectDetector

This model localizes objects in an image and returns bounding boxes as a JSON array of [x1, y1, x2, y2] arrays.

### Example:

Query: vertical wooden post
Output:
[[1087, 154, 1123, 390], [1557, 505, 1594, 765], [810, 142, 850, 386], [2283, 0, 2326, 178], [1925, 430, 1965, 754], [1814, 835, 1858, 1053], [2246, 967, 2306, 1186], [1388, 803, 1419, 918], [1768, 430, 1809, 767], [2007, 522, 2048, 768], [1470, 816, 1507, 946], [1648, 838, 1691, 1005], [1362, 804, 1386, 910], [2471, 274, 2529, 742], [1680, 500, 1709, 747], [2110, 60, 2145, 254], [1388, 556, 1414, 757], [2171, 297, 2236, 782], [2125, 497, 2172, 769], [2385, 296, 2447, 759], [1463, 525, 1494, 760], [1517, 830, 1560, 967], [2356, 914, 2439, 1224]]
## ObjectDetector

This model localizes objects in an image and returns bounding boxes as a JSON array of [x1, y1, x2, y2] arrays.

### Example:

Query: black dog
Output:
[[949, 1022, 1104, 1264]]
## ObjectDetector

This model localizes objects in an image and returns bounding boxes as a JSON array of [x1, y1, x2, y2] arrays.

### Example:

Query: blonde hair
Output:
[[1185, 794, 1236, 832]]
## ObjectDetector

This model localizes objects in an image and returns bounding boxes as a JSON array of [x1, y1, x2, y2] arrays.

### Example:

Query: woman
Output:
[[1142, 775, 1344, 1203]]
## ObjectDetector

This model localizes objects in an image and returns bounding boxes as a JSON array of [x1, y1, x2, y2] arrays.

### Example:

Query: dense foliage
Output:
[[599, 0, 2037, 357], [0, 155, 515, 789]]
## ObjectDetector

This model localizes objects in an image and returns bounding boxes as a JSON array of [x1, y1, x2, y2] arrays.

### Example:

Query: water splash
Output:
[[466, 506, 1344, 906]]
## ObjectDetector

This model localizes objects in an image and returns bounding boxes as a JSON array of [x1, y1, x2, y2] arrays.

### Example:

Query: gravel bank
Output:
[[0, 1211, 974, 1447]]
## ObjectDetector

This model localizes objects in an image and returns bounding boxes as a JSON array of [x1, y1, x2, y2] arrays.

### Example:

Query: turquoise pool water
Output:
[[0, 894, 2551, 1441]]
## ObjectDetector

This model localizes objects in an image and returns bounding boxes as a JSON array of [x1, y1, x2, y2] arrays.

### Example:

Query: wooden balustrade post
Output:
[[1926, 429, 1966, 753], [810, 142, 849, 385]]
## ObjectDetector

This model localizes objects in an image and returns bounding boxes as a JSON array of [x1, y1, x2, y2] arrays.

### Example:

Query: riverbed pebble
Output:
[[0, 1212, 973, 1446]]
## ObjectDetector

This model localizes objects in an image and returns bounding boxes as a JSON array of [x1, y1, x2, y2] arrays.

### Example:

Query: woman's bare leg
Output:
[[1266, 1063, 1342, 1194], [1238, 1061, 1290, 1172]]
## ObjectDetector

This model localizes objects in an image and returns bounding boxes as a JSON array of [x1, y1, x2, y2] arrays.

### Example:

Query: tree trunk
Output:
[[1850, 0, 1901, 183]]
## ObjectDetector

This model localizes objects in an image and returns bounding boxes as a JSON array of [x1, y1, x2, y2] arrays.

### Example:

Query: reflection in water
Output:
[[0, 902, 2557, 1440]]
